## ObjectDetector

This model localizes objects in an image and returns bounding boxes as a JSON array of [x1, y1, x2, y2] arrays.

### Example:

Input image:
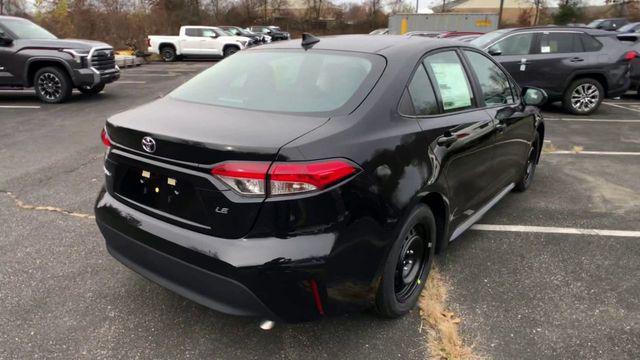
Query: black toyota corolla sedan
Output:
[[96, 35, 546, 324]]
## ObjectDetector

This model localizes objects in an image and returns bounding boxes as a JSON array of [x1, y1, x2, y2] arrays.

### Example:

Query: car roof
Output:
[[0, 15, 27, 21], [254, 35, 463, 54], [506, 26, 612, 36]]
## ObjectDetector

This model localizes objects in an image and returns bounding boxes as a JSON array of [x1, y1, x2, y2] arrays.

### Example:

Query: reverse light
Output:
[[100, 127, 112, 148], [211, 159, 359, 197]]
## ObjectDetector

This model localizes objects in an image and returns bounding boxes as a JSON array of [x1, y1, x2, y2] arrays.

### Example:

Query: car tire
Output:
[[514, 132, 540, 192], [562, 78, 604, 115], [34, 66, 72, 104], [374, 204, 436, 318], [223, 46, 239, 58], [160, 46, 177, 62], [78, 83, 105, 95]]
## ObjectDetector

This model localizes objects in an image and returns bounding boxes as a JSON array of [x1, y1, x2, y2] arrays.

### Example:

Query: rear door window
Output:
[[404, 65, 439, 116], [540, 32, 583, 53], [489, 33, 534, 56], [423, 51, 475, 112], [185, 28, 201, 37], [581, 34, 603, 51]]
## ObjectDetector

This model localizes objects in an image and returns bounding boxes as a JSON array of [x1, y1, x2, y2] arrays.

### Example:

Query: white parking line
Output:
[[0, 105, 41, 109], [547, 150, 640, 156], [472, 224, 640, 238], [545, 118, 640, 123], [602, 102, 640, 113], [114, 81, 147, 84]]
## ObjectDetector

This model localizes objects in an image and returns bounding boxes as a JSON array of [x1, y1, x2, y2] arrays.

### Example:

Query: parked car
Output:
[[219, 26, 265, 44], [617, 22, 640, 33], [96, 34, 547, 323], [617, 33, 640, 96], [405, 31, 483, 39], [248, 25, 290, 41], [0, 15, 119, 103], [147, 26, 250, 62], [587, 18, 628, 31], [404, 31, 444, 38], [369, 28, 390, 35], [472, 26, 634, 114], [454, 34, 481, 42]]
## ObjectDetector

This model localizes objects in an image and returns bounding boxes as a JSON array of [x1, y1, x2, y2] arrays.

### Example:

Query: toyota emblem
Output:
[[141, 136, 156, 153]]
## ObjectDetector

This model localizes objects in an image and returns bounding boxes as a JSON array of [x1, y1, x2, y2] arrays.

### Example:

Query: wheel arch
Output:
[[158, 42, 178, 55], [419, 192, 450, 255], [535, 122, 545, 163], [24, 58, 74, 87], [566, 72, 608, 96], [223, 43, 240, 54]]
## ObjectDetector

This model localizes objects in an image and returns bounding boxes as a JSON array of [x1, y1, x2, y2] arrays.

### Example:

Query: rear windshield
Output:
[[170, 50, 384, 114]]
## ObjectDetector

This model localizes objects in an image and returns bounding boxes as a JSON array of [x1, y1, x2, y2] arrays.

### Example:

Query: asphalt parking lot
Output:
[[1, 62, 639, 359]]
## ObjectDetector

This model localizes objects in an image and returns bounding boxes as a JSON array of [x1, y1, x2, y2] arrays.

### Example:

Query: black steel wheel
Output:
[[34, 67, 72, 104], [161, 46, 177, 62], [375, 204, 436, 318], [223, 46, 239, 58]]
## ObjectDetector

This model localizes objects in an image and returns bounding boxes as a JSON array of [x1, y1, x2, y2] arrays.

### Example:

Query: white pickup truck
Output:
[[147, 26, 251, 62]]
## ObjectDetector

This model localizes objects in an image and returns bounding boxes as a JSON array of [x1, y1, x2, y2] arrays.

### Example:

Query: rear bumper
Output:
[[95, 188, 378, 323], [99, 220, 278, 319]]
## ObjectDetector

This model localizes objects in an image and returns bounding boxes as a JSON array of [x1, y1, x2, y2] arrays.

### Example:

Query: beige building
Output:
[[446, 0, 543, 25]]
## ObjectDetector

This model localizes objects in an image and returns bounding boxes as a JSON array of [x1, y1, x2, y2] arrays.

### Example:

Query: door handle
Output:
[[569, 57, 584, 62], [437, 135, 458, 147]]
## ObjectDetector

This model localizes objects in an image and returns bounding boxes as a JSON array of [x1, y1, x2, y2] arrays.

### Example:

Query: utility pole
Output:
[[498, 0, 505, 28], [416, 0, 419, 13]]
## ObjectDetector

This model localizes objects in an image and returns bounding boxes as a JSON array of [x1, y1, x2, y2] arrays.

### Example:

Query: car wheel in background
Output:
[[78, 83, 106, 95], [562, 78, 604, 115], [34, 66, 72, 104], [375, 204, 436, 318], [223, 46, 239, 58], [514, 132, 540, 192], [160, 46, 177, 62]]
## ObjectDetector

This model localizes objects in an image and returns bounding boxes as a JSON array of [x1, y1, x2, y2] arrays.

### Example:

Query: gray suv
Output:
[[472, 27, 633, 115], [0, 15, 120, 103]]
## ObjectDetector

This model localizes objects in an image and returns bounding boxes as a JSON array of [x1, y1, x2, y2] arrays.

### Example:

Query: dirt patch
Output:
[[419, 266, 481, 360]]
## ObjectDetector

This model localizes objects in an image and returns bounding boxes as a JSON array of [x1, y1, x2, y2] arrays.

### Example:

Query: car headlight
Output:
[[62, 49, 90, 65]]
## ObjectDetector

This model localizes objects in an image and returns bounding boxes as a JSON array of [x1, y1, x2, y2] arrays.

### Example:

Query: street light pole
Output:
[[498, 0, 505, 28], [416, 0, 419, 13]]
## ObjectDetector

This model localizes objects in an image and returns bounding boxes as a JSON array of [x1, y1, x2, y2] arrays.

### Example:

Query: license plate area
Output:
[[113, 162, 210, 228]]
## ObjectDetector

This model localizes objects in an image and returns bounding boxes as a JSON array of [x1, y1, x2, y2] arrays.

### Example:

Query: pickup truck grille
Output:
[[90, 48, 116, 72]]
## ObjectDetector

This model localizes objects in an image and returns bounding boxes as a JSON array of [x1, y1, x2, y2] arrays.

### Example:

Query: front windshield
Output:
[[170, 50, 382, 114], [470, 29, 510, 48], [2, 18, 57, 40], [587, 19, 604, 28]]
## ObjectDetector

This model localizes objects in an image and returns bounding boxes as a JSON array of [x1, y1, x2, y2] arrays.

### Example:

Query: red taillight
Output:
[[146, 37, 151, 47], [100, 127, 112, 148], [210, 159, 359, 197], [625, 51, 638, 61]]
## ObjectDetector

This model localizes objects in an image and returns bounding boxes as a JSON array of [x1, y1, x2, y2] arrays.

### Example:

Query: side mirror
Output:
[[0, 32, 12, 45], [488, 47, 502, 56], [522, 87, 548, 106]]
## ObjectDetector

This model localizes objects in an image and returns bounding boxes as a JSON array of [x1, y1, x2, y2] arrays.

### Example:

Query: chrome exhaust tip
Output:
[[259, 319, 275, 331]]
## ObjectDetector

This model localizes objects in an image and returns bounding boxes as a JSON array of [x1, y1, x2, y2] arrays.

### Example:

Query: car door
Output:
[[199, 28, 223, 56], [180, 28, 204, 55], [463, 49, 537, 189], [523, 31, 585, 96], [406, 49, 498, 225], [486, 32, 537, 88], [0, 26, 19, 86]]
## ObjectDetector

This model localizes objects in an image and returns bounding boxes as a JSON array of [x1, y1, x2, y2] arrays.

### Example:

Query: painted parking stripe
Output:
[[114, 80, 147, 84], [602, 102, 640, 113], [471, 224, 640, 238], [547, 150, 640, 156], [0, 105, 41, 109], [544, 118, 640, 123]]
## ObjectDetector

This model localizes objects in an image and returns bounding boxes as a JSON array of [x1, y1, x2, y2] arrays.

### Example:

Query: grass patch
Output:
[[419, 266, 481, 360]]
